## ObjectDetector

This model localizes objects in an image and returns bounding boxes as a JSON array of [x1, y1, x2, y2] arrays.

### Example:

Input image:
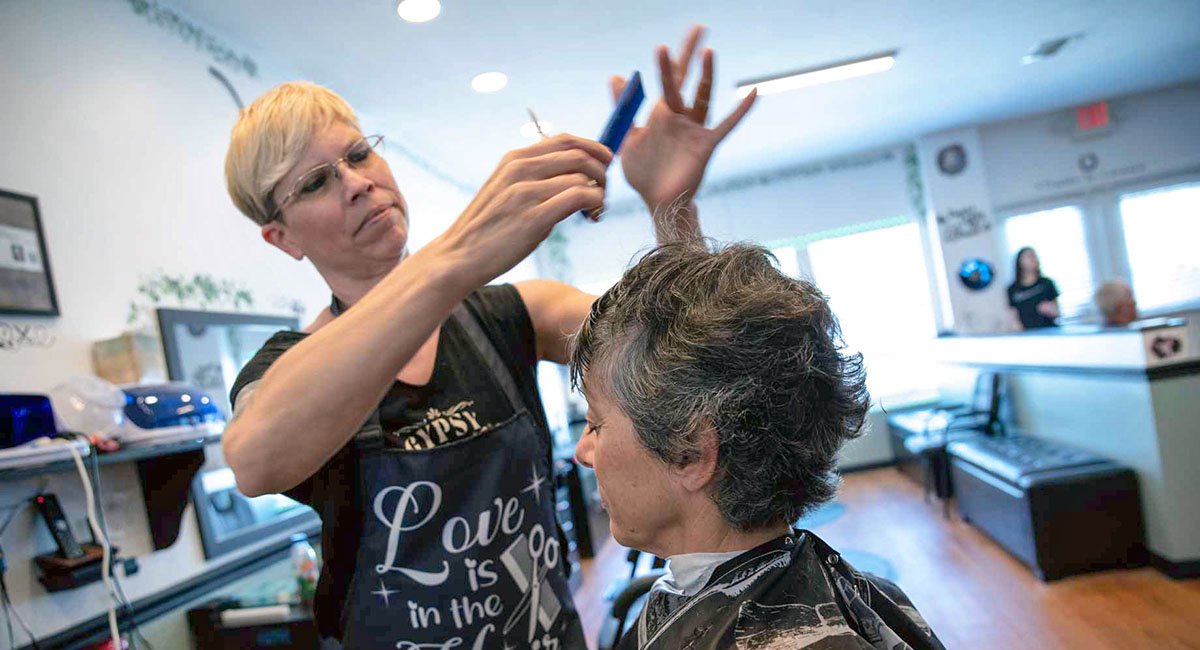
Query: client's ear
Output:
[[677, 421, 719, 493]]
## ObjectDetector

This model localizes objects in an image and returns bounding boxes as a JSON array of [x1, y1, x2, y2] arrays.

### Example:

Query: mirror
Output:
[[156, 308, 320, 559], [190, 465, 318, 560], [156, 308, 298, 418]]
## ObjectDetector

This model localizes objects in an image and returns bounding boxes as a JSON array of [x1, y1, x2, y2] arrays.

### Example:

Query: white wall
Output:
[[980, 82, 1200, 211], [0, 1, 472, 644]]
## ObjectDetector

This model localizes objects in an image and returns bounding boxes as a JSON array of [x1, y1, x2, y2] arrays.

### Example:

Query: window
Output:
[[1119, 182, 1200, 311], [770, 246, 801, 278], [1001, 206, 1093, 318], [806, 223, 938, 402]]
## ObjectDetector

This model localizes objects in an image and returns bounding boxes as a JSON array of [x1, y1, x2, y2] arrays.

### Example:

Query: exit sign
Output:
[[1076, 101, 1110, 131]]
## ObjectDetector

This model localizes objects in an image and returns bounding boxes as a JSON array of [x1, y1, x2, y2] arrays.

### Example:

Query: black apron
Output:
[[340, 304, 585, 649]]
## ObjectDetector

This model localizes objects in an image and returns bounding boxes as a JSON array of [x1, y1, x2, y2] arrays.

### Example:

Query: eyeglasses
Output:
[[267, 134, 385, 221]]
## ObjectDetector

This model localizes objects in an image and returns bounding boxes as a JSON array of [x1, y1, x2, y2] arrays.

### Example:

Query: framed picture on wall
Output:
[[0, 189, 59, 316]]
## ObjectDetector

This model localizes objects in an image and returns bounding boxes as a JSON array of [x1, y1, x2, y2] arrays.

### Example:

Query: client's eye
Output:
[[585, 421, 603, 437]]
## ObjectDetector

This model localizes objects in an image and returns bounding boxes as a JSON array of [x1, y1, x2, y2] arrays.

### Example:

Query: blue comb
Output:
[[582, 71, 644, 220]]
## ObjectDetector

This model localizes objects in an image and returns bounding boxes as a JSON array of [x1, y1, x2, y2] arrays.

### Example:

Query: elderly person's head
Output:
[[570, 240, 869, 556], [1094, 280, 1138, 326], [224, 82, 408, 277]]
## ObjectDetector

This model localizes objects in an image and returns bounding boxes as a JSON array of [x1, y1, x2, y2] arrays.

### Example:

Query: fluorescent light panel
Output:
[[736, 51, 896, 98]]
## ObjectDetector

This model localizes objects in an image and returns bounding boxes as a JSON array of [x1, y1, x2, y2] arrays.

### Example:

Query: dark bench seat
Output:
[[948, 434, 1147, 581]]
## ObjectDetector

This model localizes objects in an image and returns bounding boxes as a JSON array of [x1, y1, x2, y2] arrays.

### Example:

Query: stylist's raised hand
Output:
[[616, 25, 757, 211], [429, 134, 610, 288]]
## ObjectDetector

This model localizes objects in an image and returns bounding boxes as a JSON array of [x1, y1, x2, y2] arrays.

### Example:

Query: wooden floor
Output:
[[573, 468, 1200, 650]]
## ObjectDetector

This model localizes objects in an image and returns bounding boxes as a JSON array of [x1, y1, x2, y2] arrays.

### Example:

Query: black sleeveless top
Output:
[[229, 285, 552, 640]]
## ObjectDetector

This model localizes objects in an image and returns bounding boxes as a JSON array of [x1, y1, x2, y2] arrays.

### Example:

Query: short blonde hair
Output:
[[225, 82, 361, 225]]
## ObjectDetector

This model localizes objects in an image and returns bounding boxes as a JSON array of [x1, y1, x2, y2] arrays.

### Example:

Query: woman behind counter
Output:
[[1007, 246, 1060, 330]]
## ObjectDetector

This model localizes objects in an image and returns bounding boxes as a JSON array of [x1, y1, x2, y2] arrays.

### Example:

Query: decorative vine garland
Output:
[[127, 0, 258, 78]]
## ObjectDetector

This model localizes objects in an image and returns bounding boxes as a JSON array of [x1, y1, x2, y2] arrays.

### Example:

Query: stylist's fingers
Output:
[[475, 135, 609, 204], [657, 46, 687, 114], [712, 87, 757, 141], [502, 133, 613, 167], [507, 149, 608, 188], [498, 173, 595, 209], [528, 179, 605, 230], [437, 172, 600, 286], [610, 75, 627, 105], [691, 49, 714, 124]]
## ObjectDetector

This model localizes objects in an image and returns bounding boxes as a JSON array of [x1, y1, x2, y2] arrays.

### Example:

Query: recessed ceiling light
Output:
[[396, 0, 440, 23], [471, 72, 508, 94], [520, 120, 552, 139], [736, 51, 896, 98], [1021, 34, 1081, 65]]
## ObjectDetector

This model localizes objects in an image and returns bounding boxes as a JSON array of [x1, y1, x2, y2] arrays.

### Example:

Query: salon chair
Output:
[[888, 372, 1006, 517], [597, 570, 666, 650]]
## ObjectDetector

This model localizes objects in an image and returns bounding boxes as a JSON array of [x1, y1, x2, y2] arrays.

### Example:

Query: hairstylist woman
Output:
[[220, 26, 756, 649]]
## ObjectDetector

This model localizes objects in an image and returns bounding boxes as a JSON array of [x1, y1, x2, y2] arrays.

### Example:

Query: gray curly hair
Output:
[[570, 239, 870, 530]]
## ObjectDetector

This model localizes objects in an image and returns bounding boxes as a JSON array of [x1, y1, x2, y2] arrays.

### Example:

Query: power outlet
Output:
[[115, 556, 140, 579]]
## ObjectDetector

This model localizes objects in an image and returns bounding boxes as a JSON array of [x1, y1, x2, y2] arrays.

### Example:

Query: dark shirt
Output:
[[1008, 277, 1060, 329], [228, 285, 548, 640]]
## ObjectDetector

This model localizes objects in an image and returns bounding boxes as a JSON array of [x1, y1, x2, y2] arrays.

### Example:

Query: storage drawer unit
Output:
[[949, 435, 1147, 581]]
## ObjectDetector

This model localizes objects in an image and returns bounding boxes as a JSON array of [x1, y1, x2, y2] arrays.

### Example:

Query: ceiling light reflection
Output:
[[471, 72, 508, 94], [397, 0, 441, 23]]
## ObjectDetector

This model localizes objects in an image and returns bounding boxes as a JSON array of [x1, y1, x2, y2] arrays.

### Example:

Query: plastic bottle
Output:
[[290, 533, 319, 609]]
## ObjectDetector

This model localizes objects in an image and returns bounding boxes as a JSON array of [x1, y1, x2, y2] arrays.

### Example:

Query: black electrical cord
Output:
[[1, 581, 14, 650], [0, 577, 16, 649], [0, 484, 47, 650], [0, 478, 49, 540], [0, 504, 23, 542], [79, 433, 156, 650], [0, 546, 39, 650]]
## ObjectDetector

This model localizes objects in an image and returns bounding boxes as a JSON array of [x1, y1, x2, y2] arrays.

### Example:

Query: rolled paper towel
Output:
[[219, 604, 292, 627]]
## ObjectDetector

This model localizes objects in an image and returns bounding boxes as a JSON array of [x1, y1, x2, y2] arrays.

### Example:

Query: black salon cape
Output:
[[618, 530, 946, 650]]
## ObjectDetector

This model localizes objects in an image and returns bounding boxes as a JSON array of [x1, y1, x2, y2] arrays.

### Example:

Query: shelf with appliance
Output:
[[1, 384, 229, 552]]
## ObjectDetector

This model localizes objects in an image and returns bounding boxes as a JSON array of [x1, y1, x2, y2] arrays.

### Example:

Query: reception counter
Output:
[[933, 316, 1199, 578]]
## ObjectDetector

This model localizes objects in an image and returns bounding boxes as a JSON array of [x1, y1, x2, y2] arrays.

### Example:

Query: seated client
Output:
[[571, 240, 944, 650], [1094, 280, 1139, 326]]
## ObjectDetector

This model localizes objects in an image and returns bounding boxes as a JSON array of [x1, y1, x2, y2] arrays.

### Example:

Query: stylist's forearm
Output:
[[222, 247, 471, 496], [648, 198, 702, 243]]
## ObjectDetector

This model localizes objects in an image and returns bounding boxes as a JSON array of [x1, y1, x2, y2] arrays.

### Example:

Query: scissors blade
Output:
[[526, 106, 547, 139]]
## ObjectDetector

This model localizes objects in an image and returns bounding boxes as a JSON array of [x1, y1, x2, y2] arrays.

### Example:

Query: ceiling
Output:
[[175, 0, 1200, 198]]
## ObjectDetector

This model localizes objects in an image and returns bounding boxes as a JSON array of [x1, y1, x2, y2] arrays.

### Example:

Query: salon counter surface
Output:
[[934, 316, 1197, 378], [932, 313, 1200, 578]]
